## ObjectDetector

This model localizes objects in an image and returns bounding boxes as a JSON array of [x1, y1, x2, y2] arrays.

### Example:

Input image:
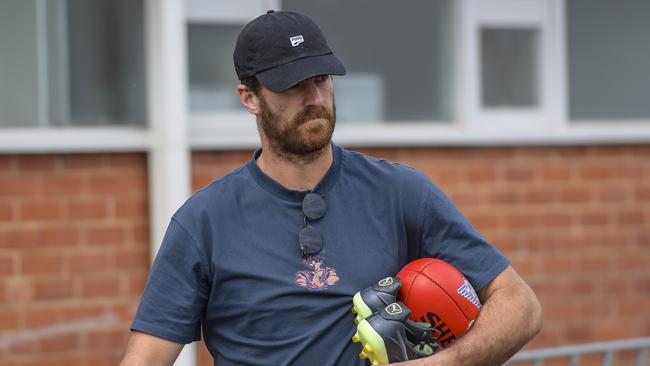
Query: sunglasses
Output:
[[299, 193, 327, 257]]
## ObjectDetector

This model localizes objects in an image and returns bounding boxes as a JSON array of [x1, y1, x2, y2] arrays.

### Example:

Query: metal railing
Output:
[[507, 337, 650, 366]]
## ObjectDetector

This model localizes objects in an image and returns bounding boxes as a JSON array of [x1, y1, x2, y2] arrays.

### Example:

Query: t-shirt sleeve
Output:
[[131, 217, 211, 344], [417, 181, 510, 292]]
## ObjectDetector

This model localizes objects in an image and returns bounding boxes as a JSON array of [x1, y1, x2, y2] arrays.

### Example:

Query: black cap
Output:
[[233, 10, 346, 92]]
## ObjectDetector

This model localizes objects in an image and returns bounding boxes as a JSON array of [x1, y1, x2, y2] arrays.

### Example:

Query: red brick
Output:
[[423, 168, 462, 185], [127, 271, 148, 295], [66, 199, 108, 220], [6, 277, 33, 302], [504, 213, 539, 228], [61, 154, 106, 169], [80, 275, 121, 298], [580, 212, 610, 226], [19, 200, 65, 221], [489, 191, 521, 205], [111, 302, 138, 322], [597, 187, 629, 202], [539, 257, 575, 274], [8, 337, 40, 356], [0, 309, 19, 330], [504, 167, 535, 181], [41, 226, 82, 247], [541, 213, 574, 227], [1, 228, 38, 248], [0, 201, 14, 221], [525, 189, 556, 204], [60, 305, 105, 322], [115, 197, 148, 218], [41, 176, 85, 195], [86, 227, 127, 246], [559, 188, 591, 203], [579, 166, 614, 180], [0, 255, 16, 276], [0, 177, 39, 197], [0, 155, 16, 170], [40, 334, 81, 353], [86, 328, 129, 350], [86, 176, 147, 195], [580, 256, 610, 271], [466, 167, 496, 183], [24, 308, 61, 329], [21, 254, 66, 274], [105, 153, 147, 168], [541, 167, 572, 181], [465, 213, 499, 231], [132, 223, 150, 244], [33, 278, 74, 300], [636, 187, 650, 201], [115, 249, 149, 270], [68, 253, 113, 273], [616, 210, 644, 225], [16, 155, 58, 171]]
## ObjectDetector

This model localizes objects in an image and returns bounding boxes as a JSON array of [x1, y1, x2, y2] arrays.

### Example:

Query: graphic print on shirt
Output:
[[295, 256, 340, 291]]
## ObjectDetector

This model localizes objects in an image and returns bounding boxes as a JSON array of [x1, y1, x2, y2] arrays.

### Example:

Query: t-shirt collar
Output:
[[246, 143, 342, 202]]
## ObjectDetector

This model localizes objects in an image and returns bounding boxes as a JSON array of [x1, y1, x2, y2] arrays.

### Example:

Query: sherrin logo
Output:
[[457, 280, 481, 310], [290, 35, 304, 47]]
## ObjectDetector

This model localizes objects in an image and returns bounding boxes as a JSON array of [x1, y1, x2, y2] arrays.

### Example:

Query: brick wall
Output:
[[0, 154, 149, 366], [2, 145, 648, 365], [193, 145, 650, 365]]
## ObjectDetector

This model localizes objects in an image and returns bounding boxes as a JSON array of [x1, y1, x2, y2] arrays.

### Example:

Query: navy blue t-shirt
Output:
[[132, 144, 509, 365]]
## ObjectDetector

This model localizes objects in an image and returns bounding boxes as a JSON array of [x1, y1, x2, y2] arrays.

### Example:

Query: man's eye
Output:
[[315, 75, 328, 82]]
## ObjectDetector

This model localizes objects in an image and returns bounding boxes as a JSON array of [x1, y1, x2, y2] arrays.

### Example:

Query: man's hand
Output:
[[391, 266, 542, 366], [119, 331, 184, 366]]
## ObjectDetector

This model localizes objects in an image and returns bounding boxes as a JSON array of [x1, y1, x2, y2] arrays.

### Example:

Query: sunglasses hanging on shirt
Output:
[[299, 192, 326, 257]]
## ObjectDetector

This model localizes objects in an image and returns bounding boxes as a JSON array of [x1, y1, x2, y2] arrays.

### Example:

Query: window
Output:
[[481, 28, 540, 108], [283, 0, 453, 123], [186, 0, 454, 124], [567, 0, 650, 121], [0, 0, 146, 128]]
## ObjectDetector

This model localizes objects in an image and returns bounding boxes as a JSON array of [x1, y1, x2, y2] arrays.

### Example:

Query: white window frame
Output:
[[185, 0, 650, 150], [2, 0, 650, 154], [455, 0, 565, 134]]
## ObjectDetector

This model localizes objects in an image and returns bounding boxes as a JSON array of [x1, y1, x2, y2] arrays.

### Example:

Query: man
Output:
[[120, 10, 542, 366]]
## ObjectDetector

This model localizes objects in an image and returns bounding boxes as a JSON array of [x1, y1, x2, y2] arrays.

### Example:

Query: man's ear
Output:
[[237, 84, 260, 115]]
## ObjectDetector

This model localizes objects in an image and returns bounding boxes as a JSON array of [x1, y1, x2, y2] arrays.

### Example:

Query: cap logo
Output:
[[290, 35, 304, 47]]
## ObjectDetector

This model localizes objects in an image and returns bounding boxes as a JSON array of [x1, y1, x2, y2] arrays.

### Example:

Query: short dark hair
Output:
[[240, 76, 261, 95]]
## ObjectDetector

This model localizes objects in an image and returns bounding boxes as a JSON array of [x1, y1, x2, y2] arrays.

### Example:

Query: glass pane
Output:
[[0, 0, 41, 127], [66, 0, 146, 126], [481, 28, 539, 108], [568, 0, 650, 120], [0, 0, 146, 128], [283, 0, 453, 122], [187, 0, 454, 123], [188, 25, 243, 112]]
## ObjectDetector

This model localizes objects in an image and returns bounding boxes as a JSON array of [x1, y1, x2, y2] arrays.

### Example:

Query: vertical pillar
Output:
[[145, 0, 195, 365]]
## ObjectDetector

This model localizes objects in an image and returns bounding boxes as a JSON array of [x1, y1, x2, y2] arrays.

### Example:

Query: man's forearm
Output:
[[395, 266, 543, 366]]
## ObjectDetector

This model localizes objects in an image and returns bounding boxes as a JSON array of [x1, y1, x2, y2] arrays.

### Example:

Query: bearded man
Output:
[[120, 10, 541, 366]]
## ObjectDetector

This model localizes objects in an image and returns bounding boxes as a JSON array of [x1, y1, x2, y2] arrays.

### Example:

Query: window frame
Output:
[[2, 0, 650, 154]]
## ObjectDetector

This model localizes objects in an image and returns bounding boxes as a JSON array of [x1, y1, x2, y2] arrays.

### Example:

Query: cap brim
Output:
[[255, 53, 346, 93]]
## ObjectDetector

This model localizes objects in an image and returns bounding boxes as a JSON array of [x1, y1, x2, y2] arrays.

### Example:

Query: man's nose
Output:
[[303, 80, 325, 106]]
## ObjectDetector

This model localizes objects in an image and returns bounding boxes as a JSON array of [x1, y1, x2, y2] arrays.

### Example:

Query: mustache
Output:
[[292, 105, 335, 127]]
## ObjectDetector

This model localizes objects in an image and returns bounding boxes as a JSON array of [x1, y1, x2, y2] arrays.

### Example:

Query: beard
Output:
[[258, 95, 336, 163]]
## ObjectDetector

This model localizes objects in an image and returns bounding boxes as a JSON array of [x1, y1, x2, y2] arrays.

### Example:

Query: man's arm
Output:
[[119, 331, 184, 366], [396, 265, 543, 366]]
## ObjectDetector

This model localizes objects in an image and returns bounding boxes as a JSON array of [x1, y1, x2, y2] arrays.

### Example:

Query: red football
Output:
[[396, 258, 481, 348]]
